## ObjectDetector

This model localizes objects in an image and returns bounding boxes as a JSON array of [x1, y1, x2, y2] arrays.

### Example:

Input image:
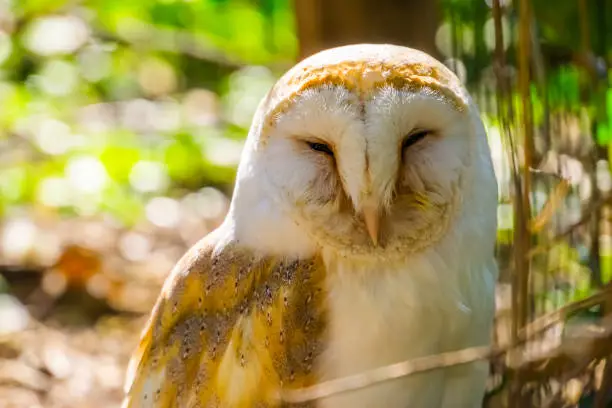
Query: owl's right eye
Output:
[[306, 141, 334, 157]]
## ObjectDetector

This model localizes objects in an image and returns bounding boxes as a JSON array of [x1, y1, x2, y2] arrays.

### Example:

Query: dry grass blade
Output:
[[516, 316, 612, 383], [529, 177, 570, 233], [520, 283, 612, 341], [526, 193, 612, 260], [281, 346, 497, 404]]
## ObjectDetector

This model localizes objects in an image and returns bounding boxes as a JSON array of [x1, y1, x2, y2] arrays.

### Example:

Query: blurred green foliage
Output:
[[0, 0, 296, 226], [438, 0, 612, 310]]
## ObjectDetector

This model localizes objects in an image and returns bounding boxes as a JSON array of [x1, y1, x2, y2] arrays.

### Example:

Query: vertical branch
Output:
[[578, 0, 603, 289], [509, 0, 534, 405], [517, 0, 534, 335], [492, 0, 518, 164], [529, 17, 550, 318], [586, 1, 612, 404], [492, 0, 507, 96], [492, 0, 526, 404]]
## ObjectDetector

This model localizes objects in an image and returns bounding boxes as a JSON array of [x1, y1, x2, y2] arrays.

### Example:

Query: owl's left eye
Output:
[[306, 141, 334, 156], [402, 130, 430, 151]]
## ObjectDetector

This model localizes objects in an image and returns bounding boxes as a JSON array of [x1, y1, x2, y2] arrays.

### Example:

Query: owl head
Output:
[[228, 44, 497, 260]]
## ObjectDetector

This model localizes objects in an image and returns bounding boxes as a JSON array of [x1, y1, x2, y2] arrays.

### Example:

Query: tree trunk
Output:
[[294, 0, 441, 60]]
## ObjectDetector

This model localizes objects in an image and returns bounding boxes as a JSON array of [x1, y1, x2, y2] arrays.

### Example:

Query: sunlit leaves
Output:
[[163, 134, 205, 185], [0, 84, 30, 127], [129, 161, 169, 193], [0, 32, 13, 65], [65, 156, 109, 194], [599, 122, 611, 146], [223, 65, 276, 127], [530, 85, 544, 127], [607, 88, 612, 126], [33, 118, 77, 155], [597, 90, 612, 147], [182, 89, 220, 127], [0, 167, 28, 203], [100, 184, 144, 226], [137, 57, 178, 97], [78, 45, 113, 83], [22, 15, 89, 57], [547, 66, 581, 110], [100, 146, 140, 183]]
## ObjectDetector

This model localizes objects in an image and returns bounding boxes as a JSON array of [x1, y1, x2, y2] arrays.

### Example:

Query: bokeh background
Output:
[[0, 0, 612, 407]]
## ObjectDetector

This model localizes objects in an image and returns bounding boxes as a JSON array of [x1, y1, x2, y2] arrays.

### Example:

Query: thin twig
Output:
[[526, 193, 612, 260], [281, 346, 500, 404], [520, 283, 612, 340], [529, 177, 570, 233]]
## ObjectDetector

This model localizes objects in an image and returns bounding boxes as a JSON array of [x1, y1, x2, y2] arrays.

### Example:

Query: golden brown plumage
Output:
[[123, 231, 327, 407]]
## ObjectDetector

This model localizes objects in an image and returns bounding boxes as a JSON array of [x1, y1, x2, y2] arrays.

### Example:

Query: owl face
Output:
[[233, 44, 489, 258]]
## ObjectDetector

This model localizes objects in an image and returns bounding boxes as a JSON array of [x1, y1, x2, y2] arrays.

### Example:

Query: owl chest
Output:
[[315, 260, 469, 408]]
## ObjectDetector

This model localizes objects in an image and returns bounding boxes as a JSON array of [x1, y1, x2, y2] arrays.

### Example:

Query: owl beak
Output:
[[362, 205, 380, 246]]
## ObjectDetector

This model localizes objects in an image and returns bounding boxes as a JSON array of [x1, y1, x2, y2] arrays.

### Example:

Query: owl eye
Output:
[[402, 130, 430, 151], [306, 141, 334, 156]]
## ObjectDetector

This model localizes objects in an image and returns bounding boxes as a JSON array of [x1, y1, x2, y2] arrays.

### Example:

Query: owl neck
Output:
[[225, 171, 319, 259]]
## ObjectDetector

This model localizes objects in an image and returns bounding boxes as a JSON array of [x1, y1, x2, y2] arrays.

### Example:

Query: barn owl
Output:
[[123, 44, 498, 408]]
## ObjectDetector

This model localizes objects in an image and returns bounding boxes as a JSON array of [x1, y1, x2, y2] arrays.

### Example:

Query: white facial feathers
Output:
[[228, 44, 490, 257], [263, 84, 470, 213]]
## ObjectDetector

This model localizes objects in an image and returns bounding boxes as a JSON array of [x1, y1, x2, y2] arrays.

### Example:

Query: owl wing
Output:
[[122, 228, 327, 408]]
